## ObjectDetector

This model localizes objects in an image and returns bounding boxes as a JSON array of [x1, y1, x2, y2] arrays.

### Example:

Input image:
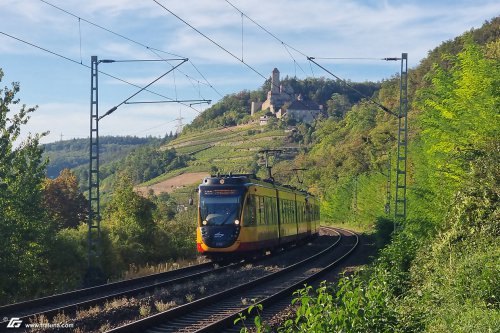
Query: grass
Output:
[[75, 305, 101, 319], [118, 257, 208, 281], [321, 220, 379, 234], [154, 300, 177, 312], [320, 172, 388, 234], [139, 304, 151, 317]]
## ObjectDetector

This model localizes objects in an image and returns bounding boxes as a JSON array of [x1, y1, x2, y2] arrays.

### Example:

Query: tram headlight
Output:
[[234, 219, 240, 225], [202, 220, 207, 225]]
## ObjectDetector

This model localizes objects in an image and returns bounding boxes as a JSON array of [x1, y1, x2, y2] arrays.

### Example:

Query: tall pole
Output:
[[385, 151, 391, 215], [307, 53, 409, 227], [394, 53, 408, 225], [85, 56, 195, 285], [87, 56, 101, 284]]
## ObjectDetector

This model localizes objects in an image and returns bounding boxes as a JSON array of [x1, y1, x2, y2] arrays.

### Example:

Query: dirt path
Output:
[[135, 172, 210, 195]]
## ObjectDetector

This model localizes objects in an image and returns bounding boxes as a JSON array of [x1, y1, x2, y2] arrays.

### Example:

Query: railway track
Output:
[[107, 227, 358, 333], [0, 228, 342, 332], [0, 261, 221, 331]]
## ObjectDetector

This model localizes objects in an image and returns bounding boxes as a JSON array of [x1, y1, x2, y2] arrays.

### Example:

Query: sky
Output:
[[1, 0, 498, 144]]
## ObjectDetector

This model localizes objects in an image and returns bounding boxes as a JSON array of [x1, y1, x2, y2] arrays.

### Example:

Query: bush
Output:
[[278, 278, 398, 333], [373, 217, 394, 249]]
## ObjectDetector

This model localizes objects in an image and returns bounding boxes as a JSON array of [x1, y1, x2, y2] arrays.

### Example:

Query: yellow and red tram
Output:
[[196, 174, 319, 257]]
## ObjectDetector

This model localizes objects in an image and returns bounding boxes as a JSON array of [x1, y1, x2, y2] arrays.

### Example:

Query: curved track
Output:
[[107, 226, 357, 333]]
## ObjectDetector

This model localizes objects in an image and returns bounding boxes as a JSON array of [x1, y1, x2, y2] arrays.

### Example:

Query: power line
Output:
[[222, 0, 399, 116], [188, 60, 224, 98], [152, 0, 320, 114], [99, 58, 188, 120], [312, 57, 389, 60], [307, 56, 399, 117], [38, 0, 222, 100], [78, 17, 82, 64], [282, 43, 307, 77], [153, 0, 370, 149], [143, 3, 328, 150], [147, 47, 216, 97], [1, 31, 84, 66], [0, 33, 208, 138], [152, 0, 267, 82], [224, 0, 308, 59], [0, 31, 202, 114], [224, 0, 313, 77], [39, 0, 183, 58]]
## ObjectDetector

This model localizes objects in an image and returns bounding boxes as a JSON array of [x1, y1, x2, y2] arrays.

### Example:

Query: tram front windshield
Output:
[[200, 195, 242, 226]]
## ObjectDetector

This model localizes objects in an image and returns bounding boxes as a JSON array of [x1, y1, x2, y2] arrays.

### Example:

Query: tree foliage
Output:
[[43, 136, 161, 179], [0, 69, 50, 303], [184, 78, 380, 133], [42, 168, 87, 229], [184, 91, 253, 131], [414, 36, 500, 220], [238, 20, 500, 333], [105, 175, 156, 266]]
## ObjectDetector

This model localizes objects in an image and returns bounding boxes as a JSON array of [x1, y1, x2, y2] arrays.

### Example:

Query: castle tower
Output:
[[271, 68, 280, 94], [261, 67, 290, 114]]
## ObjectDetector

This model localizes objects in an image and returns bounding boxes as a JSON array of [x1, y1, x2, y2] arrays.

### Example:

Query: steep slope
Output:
[[140, 122, 299, 189]]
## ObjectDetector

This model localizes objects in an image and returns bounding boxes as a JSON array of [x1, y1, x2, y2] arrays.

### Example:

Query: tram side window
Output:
[[280, 201, 284, 224], [283, 200, 289, 224], [300, 202, 306, 222], [244, 195, 256, 226], [272, 198, 278, 225], [262, 197, 267, 225], [265, 196, 275, 225], [267, 197, 276, 225], [266, 197, 270, 225], [255, 196, 261, 225], [298, 202, 302, 223], [264, 197, 270, 225], [272, 197, 277, 225], [258, 196, 265, 225], [281, 200, 288, 224], [296, 202, 300, 223]]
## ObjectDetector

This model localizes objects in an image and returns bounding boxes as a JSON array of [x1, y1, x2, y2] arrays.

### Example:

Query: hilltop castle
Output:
[[261, 68, 294, 113], [252, 68, 322, 124]]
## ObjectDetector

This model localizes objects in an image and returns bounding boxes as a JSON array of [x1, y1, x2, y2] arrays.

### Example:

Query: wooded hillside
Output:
[[0, 17, 497, 333]]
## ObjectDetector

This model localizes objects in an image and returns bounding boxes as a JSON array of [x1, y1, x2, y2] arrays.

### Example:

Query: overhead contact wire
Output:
[[152, 0, 267, 82], [39, 0, 221, 101], [0, 32, 203, 115], [222, 0, 397, 115]]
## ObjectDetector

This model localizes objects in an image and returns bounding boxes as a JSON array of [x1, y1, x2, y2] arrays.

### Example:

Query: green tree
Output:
[[105, 175, 156, 266], [326, 93, 351, 119], [42, 168, 88, 229], [0, 69, 50, 303], [416, 37, 499, 217]]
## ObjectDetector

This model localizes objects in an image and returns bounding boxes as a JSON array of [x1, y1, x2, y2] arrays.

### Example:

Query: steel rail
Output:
[[219, 226, 358, 333], [0, 262, 215, 325], [107, 227, 348, 333]]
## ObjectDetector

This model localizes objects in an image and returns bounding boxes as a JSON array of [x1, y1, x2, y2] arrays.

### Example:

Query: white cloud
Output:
[[24, 101, 187, 143], [2, 0, 499, 144]]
